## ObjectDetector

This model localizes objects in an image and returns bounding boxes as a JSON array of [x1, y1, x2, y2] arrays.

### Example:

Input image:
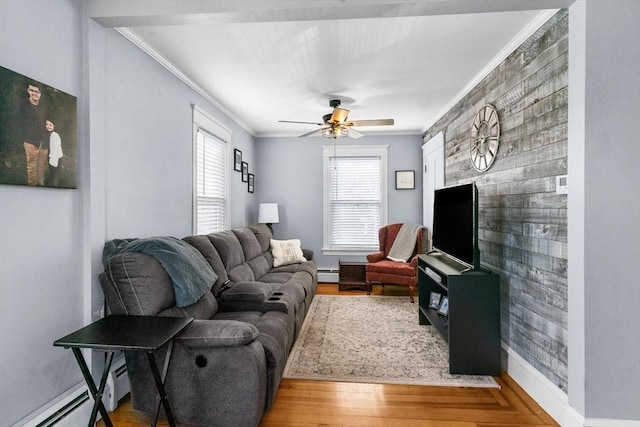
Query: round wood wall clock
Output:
[[470, 104, 500, 172]]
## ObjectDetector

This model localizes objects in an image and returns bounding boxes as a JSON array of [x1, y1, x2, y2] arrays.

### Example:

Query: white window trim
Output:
[[192, 104, 232, 234], [322, 144, 388, 255]]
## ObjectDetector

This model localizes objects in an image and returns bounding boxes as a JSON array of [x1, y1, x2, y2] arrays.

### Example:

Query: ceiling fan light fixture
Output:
[[323, 125, 348, 139], [280, 98, 393, 138], [322, 127, 335, 138]]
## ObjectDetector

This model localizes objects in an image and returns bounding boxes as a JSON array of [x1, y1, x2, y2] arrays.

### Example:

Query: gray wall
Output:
[[422, 4, 640, 421], [0, 1, 258, 424], [0, 1, 85, 425], [569, 0, 640, 420], [255, 134, 424, 269], [92, 28, 257, 240], [423, 10, 570, 392]]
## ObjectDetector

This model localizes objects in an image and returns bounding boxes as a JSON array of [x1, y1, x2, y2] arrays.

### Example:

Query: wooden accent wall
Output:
[[422, 10, 568, 391]]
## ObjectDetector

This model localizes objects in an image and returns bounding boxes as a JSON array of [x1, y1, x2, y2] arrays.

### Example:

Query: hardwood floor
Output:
[[99, 284, 558, 427]]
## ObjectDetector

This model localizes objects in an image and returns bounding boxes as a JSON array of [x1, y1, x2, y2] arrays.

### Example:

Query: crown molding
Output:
[[115, 27, 256, 136], [422, 9, 559, 134]]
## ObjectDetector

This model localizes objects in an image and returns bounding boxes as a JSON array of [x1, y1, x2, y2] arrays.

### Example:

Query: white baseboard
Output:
[[583, 418, 640, 427], [502, 344, 640, 427], [318, 270, 338, 283]]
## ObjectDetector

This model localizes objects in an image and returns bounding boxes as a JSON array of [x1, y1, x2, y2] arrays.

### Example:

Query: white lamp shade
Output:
[[258, 203, 279, 224]]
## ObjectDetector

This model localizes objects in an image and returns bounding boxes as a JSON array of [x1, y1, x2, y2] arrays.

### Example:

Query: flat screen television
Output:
[[431, 182, 480, 270]]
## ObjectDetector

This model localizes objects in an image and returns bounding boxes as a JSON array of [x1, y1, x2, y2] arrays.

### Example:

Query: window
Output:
[[323, 145, 388, 254], [193, 106, 231, 234]]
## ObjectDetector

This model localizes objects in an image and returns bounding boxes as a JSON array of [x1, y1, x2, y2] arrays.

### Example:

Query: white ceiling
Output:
[[88, 1, 572, 138]]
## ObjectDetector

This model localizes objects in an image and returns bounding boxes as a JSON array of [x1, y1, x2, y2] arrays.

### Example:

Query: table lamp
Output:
[[258, 203, 279, 234]]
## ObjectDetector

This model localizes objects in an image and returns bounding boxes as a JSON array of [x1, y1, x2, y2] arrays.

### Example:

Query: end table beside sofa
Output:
[[54, 315, 193, 427]]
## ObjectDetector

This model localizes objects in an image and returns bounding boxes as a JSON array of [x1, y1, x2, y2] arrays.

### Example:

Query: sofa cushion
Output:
[[270, 239, 306, 267], [233, 228, 263, 261], [227, 263, 256, 283], [209, 230, 245, 271], [183, 235, 229, 296], [103, 237, 217, 308], [246, 253, 272, 280], [102, 252, 177, 315], [270, 259, 318, 278], [231, 227, 274, 279], [248, 224, 272, 252], [158, 292, 218, 320]]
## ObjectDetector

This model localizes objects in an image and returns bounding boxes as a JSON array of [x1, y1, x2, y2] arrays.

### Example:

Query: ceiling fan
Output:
[[279, 99, 394, 139]]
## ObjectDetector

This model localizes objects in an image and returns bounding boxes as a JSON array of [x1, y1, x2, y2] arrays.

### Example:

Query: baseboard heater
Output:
[[105, 352, 130, 411], [17, 385, 92, 427], [18, 353, 130, 427], [318, 267, 339, 283]]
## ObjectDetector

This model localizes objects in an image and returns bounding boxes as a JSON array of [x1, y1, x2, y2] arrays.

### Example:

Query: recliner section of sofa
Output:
[[98, 224, 317, 427]]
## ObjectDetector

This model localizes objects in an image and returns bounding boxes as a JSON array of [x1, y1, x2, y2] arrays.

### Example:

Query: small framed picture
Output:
[[428, 292, 442, 309], [248, 173, 254, 193], [234, 149, 242, 172], [242, 162, 249, 182], [437, 296, 449, 316], [395, 170, 415, 190]]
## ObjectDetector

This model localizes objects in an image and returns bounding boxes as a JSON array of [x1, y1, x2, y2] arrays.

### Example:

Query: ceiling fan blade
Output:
[[298, 127, 327, 138], [279, 120, 323, 126], [347, 128, 363, 139], [329, 108, 349, 124], [347, 118, 395, 127]]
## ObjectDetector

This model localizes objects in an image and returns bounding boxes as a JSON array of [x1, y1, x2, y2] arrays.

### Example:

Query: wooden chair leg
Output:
[[409, 285, 415, 303]]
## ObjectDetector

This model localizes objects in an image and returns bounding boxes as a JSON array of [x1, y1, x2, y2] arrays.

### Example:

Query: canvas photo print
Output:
[[0, 65, 77, 188]]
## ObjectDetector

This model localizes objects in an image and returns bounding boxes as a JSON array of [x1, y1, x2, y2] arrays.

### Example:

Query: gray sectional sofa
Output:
[[98, 224, 317, 427]]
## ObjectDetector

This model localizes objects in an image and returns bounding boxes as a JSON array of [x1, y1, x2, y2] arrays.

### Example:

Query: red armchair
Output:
[[365, 223, 426, 303]]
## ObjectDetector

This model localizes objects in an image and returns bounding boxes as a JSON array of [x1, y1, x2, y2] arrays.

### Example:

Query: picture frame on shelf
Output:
[[234, 149, 242, 172], [428, 292, 442, 309], [242, 162, 249, 182], [437, 296, 449, 316], [395, 170, 415, 190], [248, 173, 254, 193]]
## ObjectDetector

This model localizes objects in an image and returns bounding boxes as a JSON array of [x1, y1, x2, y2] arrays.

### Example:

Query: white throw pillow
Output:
[[271, 239, 306, 267]]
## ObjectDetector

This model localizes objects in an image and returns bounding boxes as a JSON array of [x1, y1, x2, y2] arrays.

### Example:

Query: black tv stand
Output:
[[417, 253, 501, 376], [461, 266, 492, 275]]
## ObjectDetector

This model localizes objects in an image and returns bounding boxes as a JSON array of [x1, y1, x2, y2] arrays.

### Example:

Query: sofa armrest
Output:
[[176, 319, 259, 348], [366, 251, 386, 263], [302, 248, 313, 261], [220, 281, 271, 301], [218, 282, 290, 313]]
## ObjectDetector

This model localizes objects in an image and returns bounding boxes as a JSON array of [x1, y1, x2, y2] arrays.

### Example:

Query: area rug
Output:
[[284, 295, 498, 388]]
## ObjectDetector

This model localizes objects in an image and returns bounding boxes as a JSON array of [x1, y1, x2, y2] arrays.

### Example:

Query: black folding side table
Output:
[[54, 315, 193, 427]]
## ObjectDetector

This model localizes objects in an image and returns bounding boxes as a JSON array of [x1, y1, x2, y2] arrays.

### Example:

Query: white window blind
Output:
[[195, 129, 226, 234], [329, 157, 381, 248], [323, 144, 388, 254]]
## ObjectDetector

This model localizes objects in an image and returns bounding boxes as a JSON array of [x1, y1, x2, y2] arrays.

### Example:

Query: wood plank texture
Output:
[[422, 10, 569, 392], [98, 285, 558, 427]]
